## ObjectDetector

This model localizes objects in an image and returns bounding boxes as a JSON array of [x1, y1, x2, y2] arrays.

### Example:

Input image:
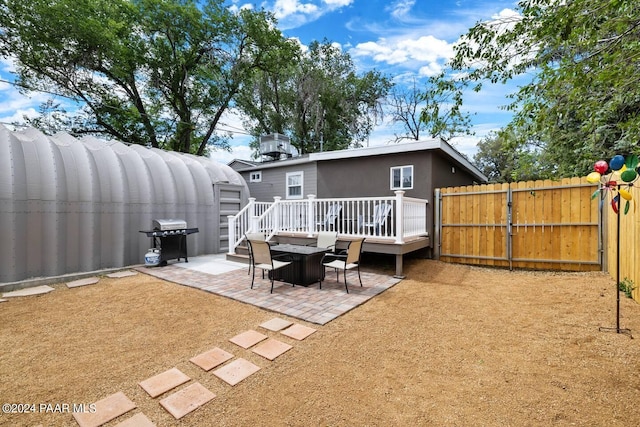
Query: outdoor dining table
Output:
[[269, 244, 330, 286]]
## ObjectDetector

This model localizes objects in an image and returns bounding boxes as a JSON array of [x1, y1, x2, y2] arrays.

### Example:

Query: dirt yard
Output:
[[1, 259, 640, 427]]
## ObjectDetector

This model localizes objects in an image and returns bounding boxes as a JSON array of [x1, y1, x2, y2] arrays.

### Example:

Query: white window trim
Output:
[[286, 171, 304, 199], [390, 165, 414, 190], [250, 171, 262, 183]]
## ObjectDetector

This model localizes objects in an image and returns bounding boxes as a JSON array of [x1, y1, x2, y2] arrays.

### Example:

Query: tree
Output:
[[237, 40, 391, 156], [0, 0, 292, 155], [389, 73, 473, 142], [473, 128, 555, 183], [450, 0, 640, 177]]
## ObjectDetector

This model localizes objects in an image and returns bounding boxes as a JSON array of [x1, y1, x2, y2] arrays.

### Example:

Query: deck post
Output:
[[246, 198, 256, 233], [273, 196, 281, 235], [227, 215, 235, 255], [395, 190, 405, 244], [307, 194, 316, 237]]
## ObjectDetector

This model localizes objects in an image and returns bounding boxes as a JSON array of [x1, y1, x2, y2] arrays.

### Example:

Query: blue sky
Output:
[[0, 0, 524, 163]]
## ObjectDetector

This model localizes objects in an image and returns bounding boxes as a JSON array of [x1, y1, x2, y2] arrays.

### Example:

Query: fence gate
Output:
[[434, 177, 602, 271]]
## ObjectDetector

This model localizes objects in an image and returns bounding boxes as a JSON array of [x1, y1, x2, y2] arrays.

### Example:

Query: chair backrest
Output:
[[345, 238, 365, 264], [316, 231, 337, 250], [373, 203, 392, 225], [248, 239, 272, 265], [323, 204, 342, 228]]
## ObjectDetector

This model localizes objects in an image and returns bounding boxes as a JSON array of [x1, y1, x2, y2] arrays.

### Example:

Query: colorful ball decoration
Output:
[[594, 160, 608, 174], [610, 155, 625, 171], [619, 188, 633, 201], [621, 169, 638, 183], [586, 171, 601, 184]]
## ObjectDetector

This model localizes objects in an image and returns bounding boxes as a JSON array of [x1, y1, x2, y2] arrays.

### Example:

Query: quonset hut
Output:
[[0, 125, 248, 283]]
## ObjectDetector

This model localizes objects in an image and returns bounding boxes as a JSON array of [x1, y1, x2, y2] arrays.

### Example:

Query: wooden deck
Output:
[[227, 232, 430, 278]]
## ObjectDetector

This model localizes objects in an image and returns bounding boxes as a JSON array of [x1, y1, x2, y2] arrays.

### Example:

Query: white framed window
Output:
[[390, 165, 413, 190], [250, 171, 262, 183], [286, 171, 303, 199]]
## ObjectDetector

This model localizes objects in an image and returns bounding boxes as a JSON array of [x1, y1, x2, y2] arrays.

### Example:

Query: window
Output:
[[250, 171, 262, 183], [390, 165, 413, 190], [286, 171, 303, 199]]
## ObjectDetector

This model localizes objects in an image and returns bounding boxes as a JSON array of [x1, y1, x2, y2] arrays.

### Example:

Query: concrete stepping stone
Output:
[[114, 412, 156, 427], [159, 382, 215, 420], [190, 347, 234, 371], [2, 285, 54, 298], [72, 391, 136, 427], [251, 339, 293, 361], [213, 358, 260, 386], [139, 368, 190, 398], [259, 317, 294, 331], [280, 324, 317, 341], [107, 271, 138, 278], [66, 277, 100, 288], [229, 330, 268, 349]]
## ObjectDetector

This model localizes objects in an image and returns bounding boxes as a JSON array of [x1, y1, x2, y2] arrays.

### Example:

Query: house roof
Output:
[[230, 138, 487, 182]]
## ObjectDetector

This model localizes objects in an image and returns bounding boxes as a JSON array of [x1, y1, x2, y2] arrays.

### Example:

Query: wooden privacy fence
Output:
[[434, 177, 602, 272], [604, 183, 640, 301]]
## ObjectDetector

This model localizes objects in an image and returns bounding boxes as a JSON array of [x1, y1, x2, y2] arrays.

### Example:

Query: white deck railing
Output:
[[228, 191, 428, 254]]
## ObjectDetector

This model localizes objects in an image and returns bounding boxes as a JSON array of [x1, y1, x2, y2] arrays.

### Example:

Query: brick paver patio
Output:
[[137, 258, 402, 325]]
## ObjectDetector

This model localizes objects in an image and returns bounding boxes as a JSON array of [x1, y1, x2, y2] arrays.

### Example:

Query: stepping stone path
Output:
[[280, 323, 317, 340], [107, 271, 138, 278], [72, 392, 136, 427], [229, 330, 268, 349], [66, 277, 100, 288], [251, 339, 293, 361], [213, 358, 261, 386], [159, 382, 216, 420], [70, 315, 317, 426], [190, 347, 234, 371], [2, 285, 54, 298], [114, 413, 156, 427], [138, 368, 190, 398], [260, 318, 294, 331]]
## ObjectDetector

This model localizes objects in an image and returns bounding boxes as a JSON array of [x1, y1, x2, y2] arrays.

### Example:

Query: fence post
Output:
[[227, 215, 235, 255], [434, 188, 441, 259], [395, 190, 405, 244], [307, 194, 316, 237]]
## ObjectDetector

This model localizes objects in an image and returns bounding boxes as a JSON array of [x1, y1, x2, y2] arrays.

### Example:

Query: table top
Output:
[[270, 244, 329, 256]]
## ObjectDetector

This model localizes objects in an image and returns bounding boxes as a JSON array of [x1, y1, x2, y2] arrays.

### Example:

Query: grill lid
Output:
[[153, 219, 187, 231]]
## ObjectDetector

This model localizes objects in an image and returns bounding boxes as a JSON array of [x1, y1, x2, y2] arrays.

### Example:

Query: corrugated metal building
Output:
[[0, 125, 248, 283]]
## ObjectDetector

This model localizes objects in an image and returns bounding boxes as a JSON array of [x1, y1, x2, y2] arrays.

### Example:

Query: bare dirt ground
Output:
[[1, 259, 640, 427]]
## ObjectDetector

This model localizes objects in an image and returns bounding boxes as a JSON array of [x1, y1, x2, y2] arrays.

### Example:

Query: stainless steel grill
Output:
[[153, 218, 188, 231], [140, 219, 199, 266]]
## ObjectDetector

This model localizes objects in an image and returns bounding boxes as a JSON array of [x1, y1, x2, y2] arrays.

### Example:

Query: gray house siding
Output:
[[317, 152, 433, 199], [242, 162, 318, 202]]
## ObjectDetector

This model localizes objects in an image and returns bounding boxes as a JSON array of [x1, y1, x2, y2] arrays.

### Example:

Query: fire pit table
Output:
[[140, 219, 199, 266]]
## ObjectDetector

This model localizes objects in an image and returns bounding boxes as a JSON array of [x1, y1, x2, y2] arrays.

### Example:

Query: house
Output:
[[229, 136, 487, 246]]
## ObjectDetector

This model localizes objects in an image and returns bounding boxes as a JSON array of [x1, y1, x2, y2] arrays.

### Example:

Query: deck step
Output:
[[226, 253, 250, 265]]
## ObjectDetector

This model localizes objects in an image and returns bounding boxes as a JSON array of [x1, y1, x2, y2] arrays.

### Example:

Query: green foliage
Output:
[[0, 0, 292, 154], [473, 128, 555, 183], [619, 278, 636, 299], [238, 40, 391, 156], [451, 0, 640, 177]]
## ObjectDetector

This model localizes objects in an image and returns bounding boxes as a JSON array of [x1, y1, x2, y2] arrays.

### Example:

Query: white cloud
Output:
[[261, 0, 353, 29], [272, 0, 318, 20], [350, 34, 454, 76], [387, 0, 416, 20], [322, 0, 353, 6]]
